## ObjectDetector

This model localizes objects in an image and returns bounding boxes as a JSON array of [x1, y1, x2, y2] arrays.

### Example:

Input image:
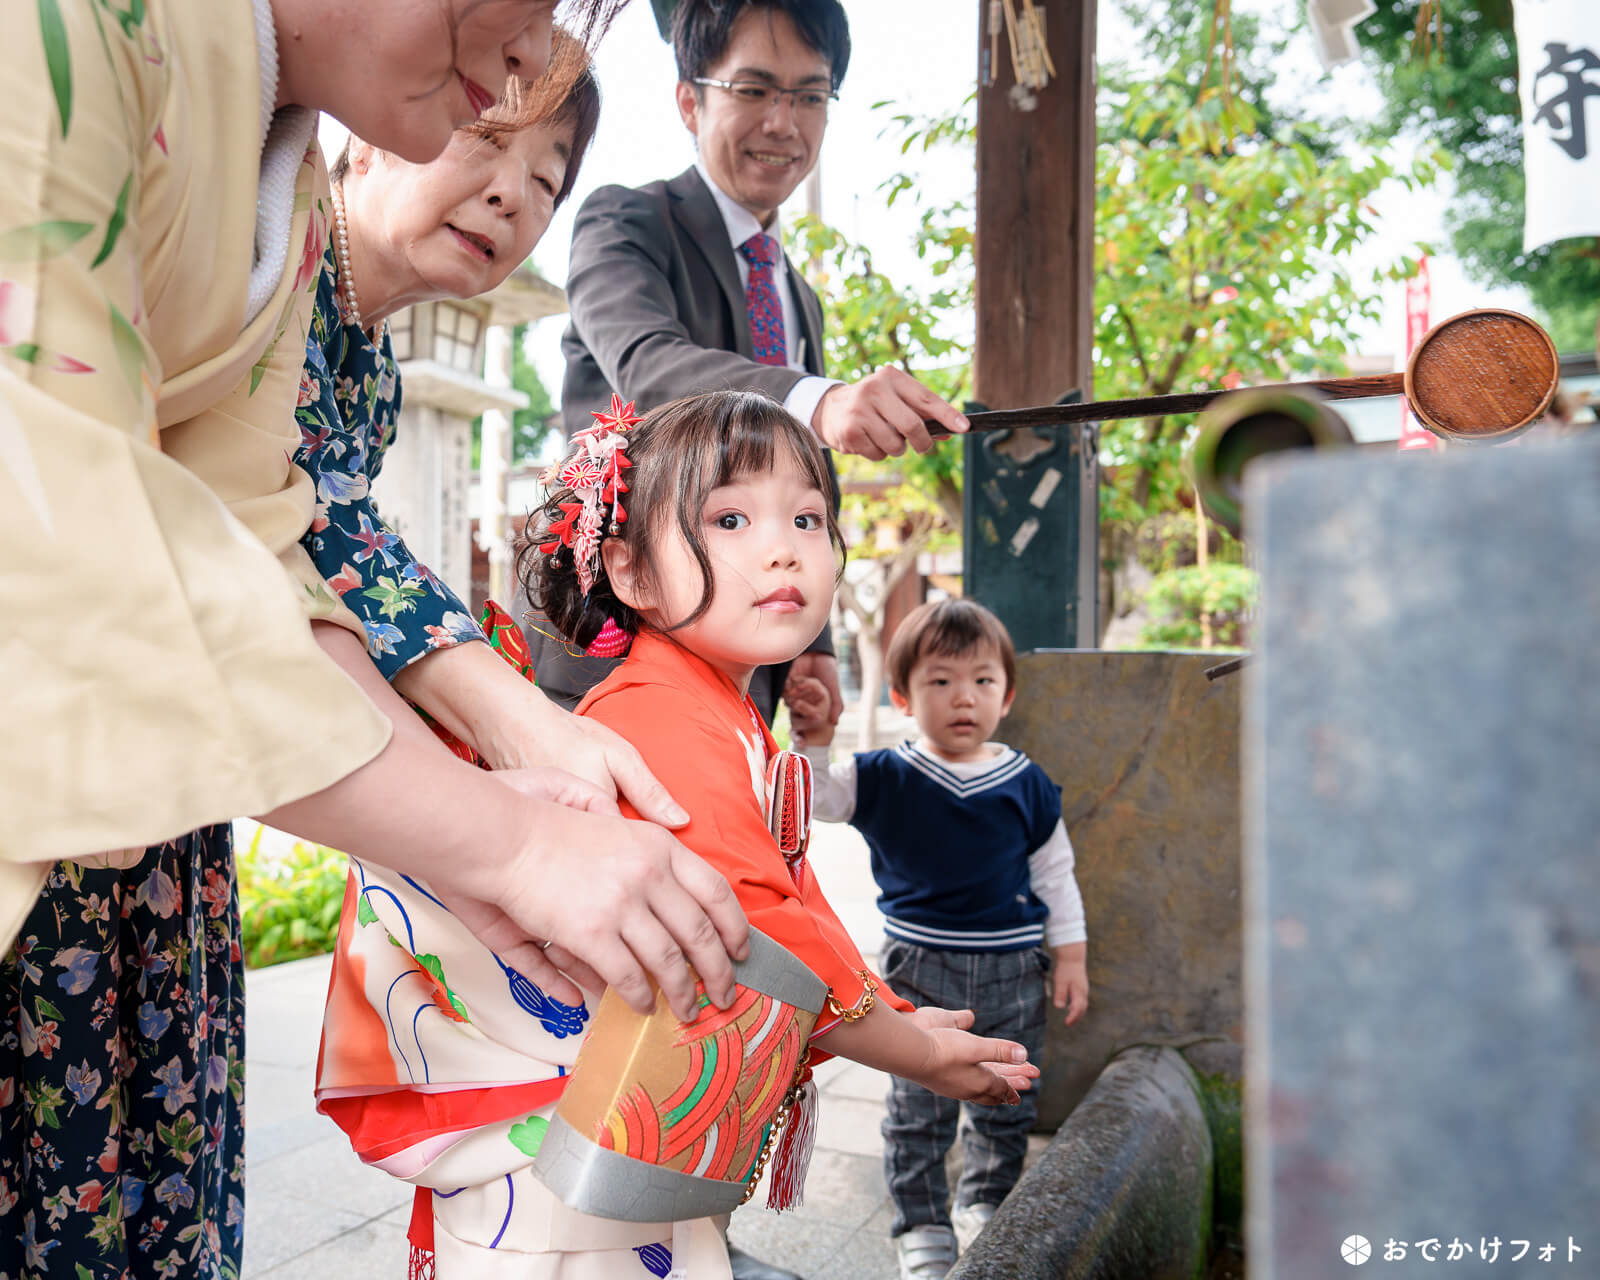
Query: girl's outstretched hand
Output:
[[912, 1026, 1039, 1106], [814, 1000, 1038, 1105], [903, 1005, 975, 1032], [900, 1006, 1038, 1102]]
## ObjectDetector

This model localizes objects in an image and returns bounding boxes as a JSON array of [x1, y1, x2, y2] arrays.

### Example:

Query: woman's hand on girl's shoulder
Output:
[[484, 685, 690, 829], [393, 642, 689, 829], [449, 769, 748, 1023]]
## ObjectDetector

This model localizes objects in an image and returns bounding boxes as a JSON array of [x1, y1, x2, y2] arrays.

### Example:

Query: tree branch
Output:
[[1115, 304, 1156, 390], [934, 476, 963, 533], [1155, 320, 1199, 395], [834, 572, 870, 624]]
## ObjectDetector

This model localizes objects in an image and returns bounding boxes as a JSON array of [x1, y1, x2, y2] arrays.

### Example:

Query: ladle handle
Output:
[[928, 372, 1407, 438]]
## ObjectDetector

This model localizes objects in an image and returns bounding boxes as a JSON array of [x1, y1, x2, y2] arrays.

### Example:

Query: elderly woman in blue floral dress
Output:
[[293, 48, 611, 790]]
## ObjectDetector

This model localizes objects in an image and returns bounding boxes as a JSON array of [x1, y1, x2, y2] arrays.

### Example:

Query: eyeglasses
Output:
[[691, 77, 838, 116]]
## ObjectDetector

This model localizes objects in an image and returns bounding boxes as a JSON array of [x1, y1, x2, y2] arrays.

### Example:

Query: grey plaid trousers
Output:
[[877, 937, 1050, 1236]]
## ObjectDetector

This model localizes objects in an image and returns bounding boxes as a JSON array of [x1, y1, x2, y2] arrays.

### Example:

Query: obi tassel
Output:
[[765, 1076, 818, 1211], [407, 1187, 436, 1279]]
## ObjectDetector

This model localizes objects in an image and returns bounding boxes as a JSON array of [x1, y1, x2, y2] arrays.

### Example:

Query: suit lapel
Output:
[[669, 167, 827, 373], [668, 168, 753, 358], [785, 260, 826, 376]]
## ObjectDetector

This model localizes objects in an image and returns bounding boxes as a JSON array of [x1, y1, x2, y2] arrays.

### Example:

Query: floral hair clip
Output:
[[540, 394, 641, 595]]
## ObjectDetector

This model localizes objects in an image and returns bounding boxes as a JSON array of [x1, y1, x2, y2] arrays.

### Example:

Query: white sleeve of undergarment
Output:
[[801, 745, 858, 823], [1030, 820, 1088, 945]]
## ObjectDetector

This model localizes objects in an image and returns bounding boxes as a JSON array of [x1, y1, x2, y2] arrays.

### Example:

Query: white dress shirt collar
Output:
[[690, 159, 842, 428], [694, 159, 777, 250]]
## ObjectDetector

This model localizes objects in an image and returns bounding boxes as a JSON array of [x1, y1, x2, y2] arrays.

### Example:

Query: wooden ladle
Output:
[[928, 309, 1560, 445], [1401, 308, 1559, 442]]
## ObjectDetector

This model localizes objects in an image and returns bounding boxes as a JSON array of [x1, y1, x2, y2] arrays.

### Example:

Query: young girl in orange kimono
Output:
[[316, 390, 1036, 1278]]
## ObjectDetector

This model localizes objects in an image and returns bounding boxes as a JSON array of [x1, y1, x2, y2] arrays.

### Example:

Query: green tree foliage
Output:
[[814, 38, 1433, 645], [1103, 0, 1331, 154], [1093, 77, 1434, 536], [1356, 1, 1600, 351], [1092, 0, 1437, 539], [509, 322, 556, 461], [472, 323, 557, 468], [785, 214, 965, 724], [1140, 561, 1255, 649], [1098, 74, 1431, 642], [787, 211, 970, 534]]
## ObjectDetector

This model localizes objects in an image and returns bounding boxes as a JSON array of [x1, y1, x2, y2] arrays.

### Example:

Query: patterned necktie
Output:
[[738, 233, 787, 366]]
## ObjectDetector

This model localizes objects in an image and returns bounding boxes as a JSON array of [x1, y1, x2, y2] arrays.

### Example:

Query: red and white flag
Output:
[[1398, 258, 1441, 452]]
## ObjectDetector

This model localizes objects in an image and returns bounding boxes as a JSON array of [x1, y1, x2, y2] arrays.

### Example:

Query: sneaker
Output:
[[950, 1202, 998, 1253], [897, 1225, 957, 1280]]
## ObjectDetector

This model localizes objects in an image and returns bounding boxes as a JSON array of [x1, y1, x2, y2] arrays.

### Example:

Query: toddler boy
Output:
[[788, 598, 1089, 1280]]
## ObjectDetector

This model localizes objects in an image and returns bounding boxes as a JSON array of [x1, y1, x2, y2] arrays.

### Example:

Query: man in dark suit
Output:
[[530, 0, 969, 741]]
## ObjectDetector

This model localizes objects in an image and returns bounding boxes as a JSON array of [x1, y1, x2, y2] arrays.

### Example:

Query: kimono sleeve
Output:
[[0, 3, 389, 902], [295, 268, 484, 678], [583, 682, 875, 1016]]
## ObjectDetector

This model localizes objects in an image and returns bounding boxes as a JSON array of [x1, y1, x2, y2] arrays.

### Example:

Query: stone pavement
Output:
[[238, 704, 1044, 1279]]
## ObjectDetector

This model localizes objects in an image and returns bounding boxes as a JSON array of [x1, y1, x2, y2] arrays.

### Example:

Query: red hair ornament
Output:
[[539, 394, 641, 596]]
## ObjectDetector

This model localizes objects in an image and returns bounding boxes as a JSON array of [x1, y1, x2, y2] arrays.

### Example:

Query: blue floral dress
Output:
[[0, 830, 245, 1280], [294, 242, 485, 677], [0, 242, 488, 1280]]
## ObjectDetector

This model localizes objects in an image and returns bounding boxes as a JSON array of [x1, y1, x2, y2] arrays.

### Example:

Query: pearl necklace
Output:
[[330, 185, 385, 342]]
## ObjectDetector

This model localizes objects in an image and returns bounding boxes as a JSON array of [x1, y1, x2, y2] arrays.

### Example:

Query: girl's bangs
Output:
[[707, 411, 831, 498]]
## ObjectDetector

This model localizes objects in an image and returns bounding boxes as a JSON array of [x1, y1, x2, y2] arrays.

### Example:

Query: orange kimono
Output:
[[577, 629, 899, 1036], [316, 623, 901, 1277]]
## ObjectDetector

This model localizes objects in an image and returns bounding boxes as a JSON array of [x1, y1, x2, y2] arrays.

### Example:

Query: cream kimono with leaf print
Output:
[[0, 0, 391, 951]]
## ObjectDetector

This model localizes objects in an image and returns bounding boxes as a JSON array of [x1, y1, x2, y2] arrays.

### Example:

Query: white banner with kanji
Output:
[[1517, 0, 1600, 252]]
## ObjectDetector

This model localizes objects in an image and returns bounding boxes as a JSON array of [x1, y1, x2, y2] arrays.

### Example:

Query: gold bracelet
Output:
[[825, 971, 879, 1022]]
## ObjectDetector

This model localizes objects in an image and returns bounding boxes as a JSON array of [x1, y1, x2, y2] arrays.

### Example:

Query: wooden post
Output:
[[974, 0, 1096, 411], [964, 0, 1100, 648]]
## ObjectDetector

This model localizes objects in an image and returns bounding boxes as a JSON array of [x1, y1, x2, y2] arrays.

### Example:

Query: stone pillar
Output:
[[999, 650, 1244, 1130], [1246, 439, 1600, 1278], [373, 402, 475, 600], [478, 325, 515, 605]]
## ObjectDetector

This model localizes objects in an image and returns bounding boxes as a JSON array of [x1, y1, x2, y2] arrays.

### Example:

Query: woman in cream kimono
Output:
[[0, 2, 751, 1276]]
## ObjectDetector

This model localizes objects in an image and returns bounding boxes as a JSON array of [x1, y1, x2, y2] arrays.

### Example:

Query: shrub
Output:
[[237, 826, 350, 969], [1138, 562, 1257, 650]]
